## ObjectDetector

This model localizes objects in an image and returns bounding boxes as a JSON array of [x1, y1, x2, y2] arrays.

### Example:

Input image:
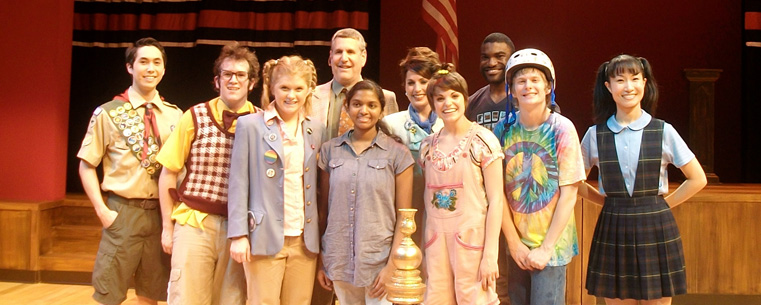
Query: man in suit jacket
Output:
[[312, 28, 399, 140]]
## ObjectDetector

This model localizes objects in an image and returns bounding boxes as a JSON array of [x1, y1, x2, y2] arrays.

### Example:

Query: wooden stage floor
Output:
[[2, 281, 760, 305], [0, 282, 167, 305]]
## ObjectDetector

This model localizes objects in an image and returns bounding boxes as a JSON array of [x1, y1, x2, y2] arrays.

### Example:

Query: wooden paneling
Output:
[[570, 184, 761, 304], [0, 201, 59, 271], [566, 197, 596, 305], [38, 209, 55, 258], [0, 210, 32, 270], [675, 185, 761, 294], [579, 198, 603, 304]]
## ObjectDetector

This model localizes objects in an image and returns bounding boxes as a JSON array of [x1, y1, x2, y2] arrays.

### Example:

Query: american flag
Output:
[[422, 0, 459, 66]]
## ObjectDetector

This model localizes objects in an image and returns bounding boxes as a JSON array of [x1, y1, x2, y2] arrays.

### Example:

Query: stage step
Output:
[[54, 224, 102, 240], [39, 252, 96, 272], [38, 196, 101, 274]]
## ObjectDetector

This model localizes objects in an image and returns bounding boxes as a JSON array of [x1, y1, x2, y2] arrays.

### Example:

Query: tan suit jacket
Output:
[[311, 79, 399, 139]]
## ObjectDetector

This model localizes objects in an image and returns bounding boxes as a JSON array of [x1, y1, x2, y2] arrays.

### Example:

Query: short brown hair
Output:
[[399, 47, 441, 86], [425, 63, 467, 110], [213, 41, 260, 89]]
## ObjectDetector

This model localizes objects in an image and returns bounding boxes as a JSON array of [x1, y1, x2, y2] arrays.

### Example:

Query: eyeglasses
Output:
[[220, 70, 249, 81]]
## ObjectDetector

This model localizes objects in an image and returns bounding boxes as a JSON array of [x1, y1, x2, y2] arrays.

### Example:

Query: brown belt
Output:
[[108, 193, 159, 210]]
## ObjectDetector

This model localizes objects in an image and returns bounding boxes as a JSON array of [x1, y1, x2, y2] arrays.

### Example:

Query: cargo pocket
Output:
[[92, 247, 118, 295]]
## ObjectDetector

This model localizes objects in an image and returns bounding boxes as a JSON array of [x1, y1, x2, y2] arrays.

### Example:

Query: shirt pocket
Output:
[[367, 159, 388, 170], [328, 158, 345, 171], [366, 159, 393, 187]]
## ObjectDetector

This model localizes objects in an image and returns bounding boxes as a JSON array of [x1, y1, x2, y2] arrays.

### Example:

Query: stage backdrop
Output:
[[66, 0, 381, 193]]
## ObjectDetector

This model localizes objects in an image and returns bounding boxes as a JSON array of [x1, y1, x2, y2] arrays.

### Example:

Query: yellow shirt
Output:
[[77, 87, 182, 199], [156, 97, 258, 228]]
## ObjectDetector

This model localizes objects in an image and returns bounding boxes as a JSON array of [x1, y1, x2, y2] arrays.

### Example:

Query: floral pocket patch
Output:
[[432, 189, 458, 211]]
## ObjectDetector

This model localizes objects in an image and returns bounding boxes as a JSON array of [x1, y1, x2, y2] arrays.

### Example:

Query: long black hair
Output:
[[593, 54, 659, 124]]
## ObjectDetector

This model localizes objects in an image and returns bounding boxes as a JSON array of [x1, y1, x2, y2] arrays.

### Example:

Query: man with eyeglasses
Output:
[[155, 42, 259, 305], [78, 37, 182, 305]]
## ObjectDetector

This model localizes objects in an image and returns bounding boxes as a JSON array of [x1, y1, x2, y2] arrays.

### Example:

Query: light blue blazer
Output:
[[227, 112, 323, 255]]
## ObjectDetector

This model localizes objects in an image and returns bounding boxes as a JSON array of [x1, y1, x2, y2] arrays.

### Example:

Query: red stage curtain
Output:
[[73, 0, 370, 48]]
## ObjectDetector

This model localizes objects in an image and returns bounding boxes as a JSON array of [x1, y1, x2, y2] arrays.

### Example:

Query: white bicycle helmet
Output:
[[504, 48, 556, 89], [499, 48, 559, 131]]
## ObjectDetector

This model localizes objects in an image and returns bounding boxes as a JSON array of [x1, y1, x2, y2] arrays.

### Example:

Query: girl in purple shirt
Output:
[[316, 80, 414, 305]]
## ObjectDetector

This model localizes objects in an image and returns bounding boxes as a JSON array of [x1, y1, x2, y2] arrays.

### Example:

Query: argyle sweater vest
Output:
[[177, 103, 234, 216]]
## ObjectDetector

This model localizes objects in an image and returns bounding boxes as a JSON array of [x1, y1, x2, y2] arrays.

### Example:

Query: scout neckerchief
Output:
[[102, 90, 164, 178]]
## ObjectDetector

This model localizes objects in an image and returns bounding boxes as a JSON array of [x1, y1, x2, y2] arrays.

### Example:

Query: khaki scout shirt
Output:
[[78, 87, 183, 199]]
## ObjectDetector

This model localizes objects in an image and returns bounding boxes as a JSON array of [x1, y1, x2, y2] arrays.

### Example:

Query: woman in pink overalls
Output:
[[419, 66, 505, 304]]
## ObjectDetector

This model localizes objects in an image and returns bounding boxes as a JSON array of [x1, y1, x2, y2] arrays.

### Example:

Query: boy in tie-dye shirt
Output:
[[494, 49, 585, 305]]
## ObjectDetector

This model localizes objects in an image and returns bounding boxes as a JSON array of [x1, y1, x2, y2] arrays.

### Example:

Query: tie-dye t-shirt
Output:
[[494, 112, 586, 266]]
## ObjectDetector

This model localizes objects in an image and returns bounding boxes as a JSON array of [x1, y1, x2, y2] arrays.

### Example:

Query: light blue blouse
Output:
[[580, 111, 695, 196]]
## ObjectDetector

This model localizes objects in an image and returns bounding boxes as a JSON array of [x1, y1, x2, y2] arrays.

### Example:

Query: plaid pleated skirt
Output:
[[585, 195, 687, 300]]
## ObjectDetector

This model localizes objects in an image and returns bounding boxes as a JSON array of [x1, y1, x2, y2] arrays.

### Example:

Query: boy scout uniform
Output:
[[78, 87, 182, 305]]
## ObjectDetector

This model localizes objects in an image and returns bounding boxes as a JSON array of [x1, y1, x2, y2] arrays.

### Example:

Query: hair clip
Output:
[[274, 59, 279, 65], [436, 69, 449, 75]]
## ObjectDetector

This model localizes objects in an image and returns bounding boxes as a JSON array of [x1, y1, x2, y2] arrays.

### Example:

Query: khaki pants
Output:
[[333, 281, 392, 305], [243, 235, 317, 305], [168, 214, 246, 305]]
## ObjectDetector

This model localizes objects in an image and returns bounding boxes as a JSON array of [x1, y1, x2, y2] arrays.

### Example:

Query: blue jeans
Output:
[[507, 253, 567, 305]]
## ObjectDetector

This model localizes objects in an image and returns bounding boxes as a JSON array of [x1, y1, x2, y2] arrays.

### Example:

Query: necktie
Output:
[[337, 88, 353, 135], [222, 110, 250, 131], [142, 103, 160, 163]]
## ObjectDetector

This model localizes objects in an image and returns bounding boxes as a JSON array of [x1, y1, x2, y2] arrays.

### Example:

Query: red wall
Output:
[[380, 1, 743, 182], [0, 0, 73, 201]]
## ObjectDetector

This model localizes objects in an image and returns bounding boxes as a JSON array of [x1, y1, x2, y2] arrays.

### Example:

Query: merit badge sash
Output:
[[101, 97, 162, 177]]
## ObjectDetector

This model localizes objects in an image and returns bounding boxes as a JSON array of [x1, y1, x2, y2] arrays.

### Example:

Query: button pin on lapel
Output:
[[306, 127, 313, 134], [266, 168, 276, 178], [264, 150, 278, 164], [268, 133, 277, 142]]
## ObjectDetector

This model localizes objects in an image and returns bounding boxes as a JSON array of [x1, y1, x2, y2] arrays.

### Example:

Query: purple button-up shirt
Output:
[[318, 131, 414, 287]]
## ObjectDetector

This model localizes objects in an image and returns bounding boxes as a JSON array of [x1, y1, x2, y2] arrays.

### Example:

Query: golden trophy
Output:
[[386, 208, 425, 304]]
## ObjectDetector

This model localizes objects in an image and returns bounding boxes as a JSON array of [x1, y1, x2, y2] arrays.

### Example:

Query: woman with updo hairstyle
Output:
[[381, 47, 444, 245]]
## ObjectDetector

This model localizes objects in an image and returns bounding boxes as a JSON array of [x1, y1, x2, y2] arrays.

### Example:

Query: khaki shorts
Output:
[[91, 194, 170, 305]]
